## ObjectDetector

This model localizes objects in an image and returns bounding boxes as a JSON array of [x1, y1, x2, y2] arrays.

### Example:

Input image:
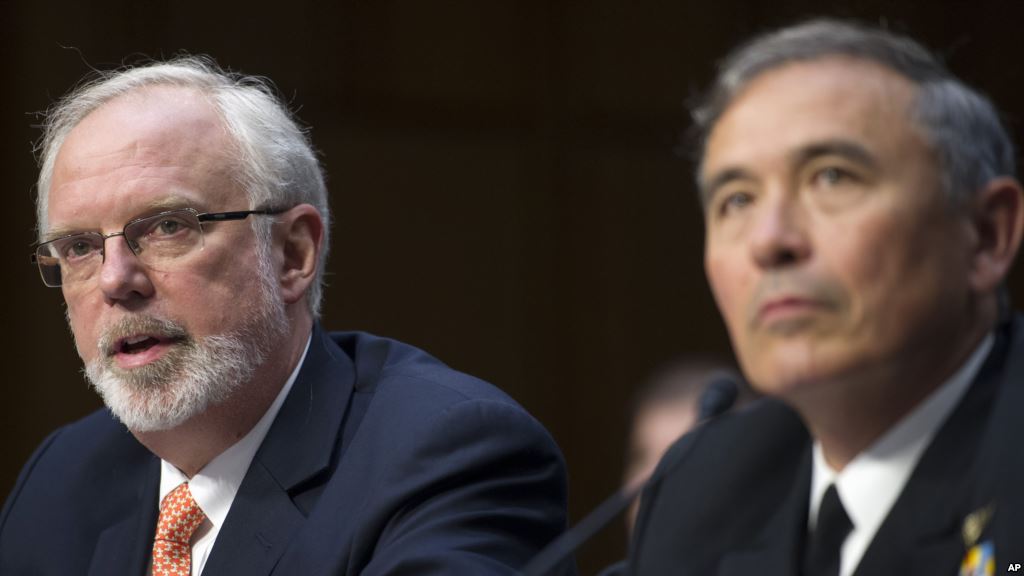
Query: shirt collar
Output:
[[159, 332, 312, 528], [809, 331, 994, 533]]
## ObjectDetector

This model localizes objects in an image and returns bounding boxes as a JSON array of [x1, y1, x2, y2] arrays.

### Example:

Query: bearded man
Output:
[[0, 57, 569, 576]]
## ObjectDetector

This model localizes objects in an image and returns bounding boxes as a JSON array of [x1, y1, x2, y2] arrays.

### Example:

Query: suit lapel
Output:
[[717, 447, 811, 576], [88, 455, 161, 576], [854, 319, 1012, 576], [198, 461, 309, 575], [853, 490, 964, 576], [202, 324, 357, 576], [976, 316, 1024, 567]]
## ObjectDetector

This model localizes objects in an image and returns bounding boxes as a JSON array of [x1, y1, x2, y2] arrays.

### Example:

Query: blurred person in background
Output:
[[622, 359, 749, 537]]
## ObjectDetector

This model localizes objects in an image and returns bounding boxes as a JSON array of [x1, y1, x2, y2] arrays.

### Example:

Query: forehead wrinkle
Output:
[[47, 90, 241, 237], [55, 87, 235, 188]]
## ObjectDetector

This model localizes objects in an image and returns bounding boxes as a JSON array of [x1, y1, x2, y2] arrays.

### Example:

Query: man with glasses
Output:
[[628, 20, 1024, 575], [0, 57, 569, 575]]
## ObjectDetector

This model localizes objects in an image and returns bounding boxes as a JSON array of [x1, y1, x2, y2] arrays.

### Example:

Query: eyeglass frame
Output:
[[31, 206, 289, 288]]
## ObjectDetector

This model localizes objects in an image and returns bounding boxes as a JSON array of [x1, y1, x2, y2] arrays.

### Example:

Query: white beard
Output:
[[86, 324, 266, 432], [80, 248, 288, 432]]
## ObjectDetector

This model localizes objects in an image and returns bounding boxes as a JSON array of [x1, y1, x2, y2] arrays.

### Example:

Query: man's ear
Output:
[[968, 177, 1024, 292], [275, 204, 324, 305]]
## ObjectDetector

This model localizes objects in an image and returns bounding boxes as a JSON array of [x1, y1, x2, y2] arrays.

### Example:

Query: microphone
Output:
[[698, 375, 739, 421], [520, 375, 741, 576]]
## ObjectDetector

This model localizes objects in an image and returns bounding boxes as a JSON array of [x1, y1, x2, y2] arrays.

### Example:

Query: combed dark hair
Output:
[[692, 18, 1016, 205], [36, 56, 331, 317]]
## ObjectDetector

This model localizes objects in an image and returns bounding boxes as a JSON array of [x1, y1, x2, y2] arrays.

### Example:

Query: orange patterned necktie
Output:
[[152, 482, 207, 576]]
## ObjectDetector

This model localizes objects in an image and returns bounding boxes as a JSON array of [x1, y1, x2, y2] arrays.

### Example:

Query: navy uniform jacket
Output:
[[629, 315, 1024, 575], [0, 325, 571, 575]]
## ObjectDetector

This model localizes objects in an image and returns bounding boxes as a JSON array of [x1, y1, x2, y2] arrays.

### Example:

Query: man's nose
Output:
[[97, 235, 155, 303], [749, 193, 812, 269]]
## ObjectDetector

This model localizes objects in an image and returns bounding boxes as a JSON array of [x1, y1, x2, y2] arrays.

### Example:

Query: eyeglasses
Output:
[[32, 207, 286, 288]]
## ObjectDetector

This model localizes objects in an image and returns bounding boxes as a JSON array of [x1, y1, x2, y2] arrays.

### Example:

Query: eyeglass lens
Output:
[[35, 210, 206, 288]]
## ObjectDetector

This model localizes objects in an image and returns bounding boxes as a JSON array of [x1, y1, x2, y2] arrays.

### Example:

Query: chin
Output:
[[741, 330, 851, 390], [744, 355, 840, 399]]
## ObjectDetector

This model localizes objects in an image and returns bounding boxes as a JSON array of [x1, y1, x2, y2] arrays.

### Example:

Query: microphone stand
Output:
[[520, 377, 740, 576]]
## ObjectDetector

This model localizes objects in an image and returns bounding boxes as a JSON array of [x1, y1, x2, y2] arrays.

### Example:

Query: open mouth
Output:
[[99, 315, 191, 370], [109, 333, 186, 368], [120, 335, 161, 354], [115, 334, 183, 355]]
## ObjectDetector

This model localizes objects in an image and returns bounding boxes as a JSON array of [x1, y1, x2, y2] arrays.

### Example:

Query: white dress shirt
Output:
[[808, 333, 993, 576], [154, 335, 311, 576]]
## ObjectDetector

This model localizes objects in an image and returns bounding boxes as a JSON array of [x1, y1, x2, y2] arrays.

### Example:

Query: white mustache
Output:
[[97, 315, 190, 356]]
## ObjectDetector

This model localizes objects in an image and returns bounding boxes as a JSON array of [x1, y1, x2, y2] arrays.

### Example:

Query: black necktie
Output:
[[803, 484, 853, 576]]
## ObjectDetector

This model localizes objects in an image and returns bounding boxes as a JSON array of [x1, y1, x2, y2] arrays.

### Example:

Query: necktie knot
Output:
[[152, 482, 206, 576]]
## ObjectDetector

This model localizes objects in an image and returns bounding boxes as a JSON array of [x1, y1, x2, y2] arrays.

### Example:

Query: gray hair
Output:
[[36, 56, 331, 317], [693, 19, 1016, 205]]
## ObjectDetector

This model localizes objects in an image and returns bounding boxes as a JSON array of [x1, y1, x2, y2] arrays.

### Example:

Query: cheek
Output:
[[64, 298, 99, 360], [166, 245, 266, 329], [822, 206, 964, 357], [832, 213, 938, 313], [165, 274, 244, 330], [828, 227, 889, 312], [705, 252, 750, 327]]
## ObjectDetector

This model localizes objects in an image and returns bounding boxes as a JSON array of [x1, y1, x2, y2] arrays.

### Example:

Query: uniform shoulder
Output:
[[29, 408, 145, 467], [327, 330, 519, 407]]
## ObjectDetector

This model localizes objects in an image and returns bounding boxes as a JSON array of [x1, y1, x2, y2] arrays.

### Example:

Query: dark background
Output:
[[4, 1, 1024, 573]]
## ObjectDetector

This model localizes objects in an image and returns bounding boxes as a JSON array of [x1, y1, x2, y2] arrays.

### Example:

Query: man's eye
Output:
[[63, 240, 97, 260], [157, 219, 182, 235], [814, 166, 853, 187], [717, 192, 753, 216], [148, 217, 194, 238]]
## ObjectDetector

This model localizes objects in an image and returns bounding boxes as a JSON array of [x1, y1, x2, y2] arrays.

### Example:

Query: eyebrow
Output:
[[40, 228, 85, 243], [42, 196, 206, 242], [699, 139, 879, 207], [699, 167, 755, 207], [793, 140, 878, 172]]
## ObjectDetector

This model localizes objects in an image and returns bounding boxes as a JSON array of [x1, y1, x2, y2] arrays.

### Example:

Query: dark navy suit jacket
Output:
[[628, 315, 1024, 576], [0, 325, 570, 575]]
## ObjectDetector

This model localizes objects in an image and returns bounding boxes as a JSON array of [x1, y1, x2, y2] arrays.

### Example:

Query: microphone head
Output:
[[698, 375, 739, 421]]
